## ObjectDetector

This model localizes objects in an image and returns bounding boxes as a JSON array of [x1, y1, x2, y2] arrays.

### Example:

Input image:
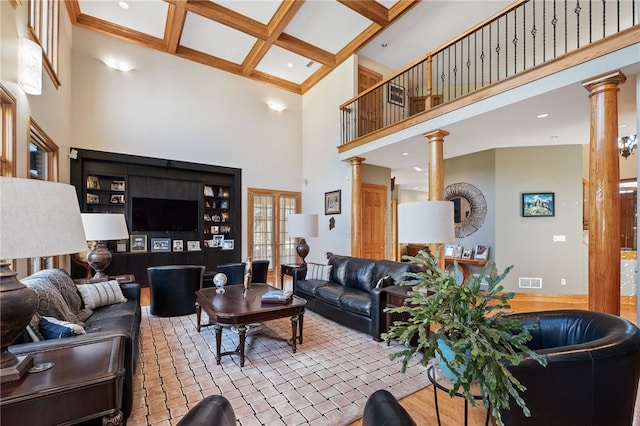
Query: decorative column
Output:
[[582, 71, 626, 314], [350, 156, 365, 257], [424, 129, 449, 269]]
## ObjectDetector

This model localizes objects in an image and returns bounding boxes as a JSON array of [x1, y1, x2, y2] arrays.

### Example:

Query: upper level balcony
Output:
[[339, 0, 638, 150]]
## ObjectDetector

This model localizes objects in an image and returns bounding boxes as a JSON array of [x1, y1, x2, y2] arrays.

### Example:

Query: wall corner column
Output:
[[350, 156, 365, 257], [424, 129, 449, 269], [582, 70, 626, 315]]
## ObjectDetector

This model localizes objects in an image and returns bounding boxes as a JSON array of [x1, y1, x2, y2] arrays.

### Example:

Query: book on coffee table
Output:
[[261, 289, 293, 304]]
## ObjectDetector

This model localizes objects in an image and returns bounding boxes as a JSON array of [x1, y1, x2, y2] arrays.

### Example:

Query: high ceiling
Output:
[[67, 0, 423, 94], [66, 1, 638, 189]]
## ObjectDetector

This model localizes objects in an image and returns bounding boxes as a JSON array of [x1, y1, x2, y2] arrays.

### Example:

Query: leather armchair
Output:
[[216, 260, 269, 285], [363, 389, 416, 426], [147, 265, 205, 316], [176, 395, 236, 426], [501, 309, 640, 425]]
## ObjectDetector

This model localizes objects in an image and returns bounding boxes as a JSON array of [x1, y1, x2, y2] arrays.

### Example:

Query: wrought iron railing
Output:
[[340, 0, 637, 145]]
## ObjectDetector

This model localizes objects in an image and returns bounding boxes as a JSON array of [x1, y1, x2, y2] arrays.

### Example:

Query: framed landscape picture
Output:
[[151, 238, 171, 252], [522, 192, 555, 217]]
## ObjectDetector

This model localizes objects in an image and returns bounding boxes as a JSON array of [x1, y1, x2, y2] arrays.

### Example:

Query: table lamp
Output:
[[287, 213, 319, 264], [81, 214, 129, 279], [0, 177, 88, 383], [398, 201, 455, 269]]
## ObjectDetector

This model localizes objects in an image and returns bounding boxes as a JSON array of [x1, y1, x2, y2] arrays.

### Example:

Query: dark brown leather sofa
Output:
[[9, 269, 141, 421], [292, 255, 412, 340]]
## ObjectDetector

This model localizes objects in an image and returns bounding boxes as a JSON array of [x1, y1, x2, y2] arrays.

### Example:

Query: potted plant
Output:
[[383, 250, 547, 426]]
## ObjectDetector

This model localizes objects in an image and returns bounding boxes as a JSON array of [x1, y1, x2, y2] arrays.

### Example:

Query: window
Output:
[[0, 84, 16, 177], [28, 118, 59, 272], [28, 0, 60, 88]]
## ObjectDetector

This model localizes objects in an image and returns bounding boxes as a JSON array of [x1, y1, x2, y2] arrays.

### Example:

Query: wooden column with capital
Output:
[[424, 129, 449, 269], [582, 71, 626, 314], [350, 156, 365, 257]]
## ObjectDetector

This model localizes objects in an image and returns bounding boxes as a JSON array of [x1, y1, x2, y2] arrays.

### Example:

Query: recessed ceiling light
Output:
[[381, 43, 388, 48], [102, 58, 133, 72], [413, 166, 423, 172], [118, 1, 129, 9], [402, 152, 409, 156], [286, 62, 294, 68], [537, 113, 549, 119]]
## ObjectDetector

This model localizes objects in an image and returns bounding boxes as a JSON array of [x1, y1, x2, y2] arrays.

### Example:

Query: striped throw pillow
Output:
[[77, 280, 127, 309], [305, 263, 333, 281]]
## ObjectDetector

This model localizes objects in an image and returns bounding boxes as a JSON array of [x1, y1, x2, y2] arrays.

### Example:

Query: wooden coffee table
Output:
[[196, 283, 306, 367]]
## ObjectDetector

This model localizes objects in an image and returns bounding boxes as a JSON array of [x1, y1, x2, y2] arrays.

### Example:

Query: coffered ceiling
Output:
[[66, 0, 420, 94]]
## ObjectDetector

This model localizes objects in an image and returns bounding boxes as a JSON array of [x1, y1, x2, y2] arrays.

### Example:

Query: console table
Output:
[[1, 336, 125, 425], [280, 263, 305, 288]]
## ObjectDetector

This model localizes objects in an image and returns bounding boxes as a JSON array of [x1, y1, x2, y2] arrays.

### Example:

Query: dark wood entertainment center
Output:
[[70, 148, 242, 286]]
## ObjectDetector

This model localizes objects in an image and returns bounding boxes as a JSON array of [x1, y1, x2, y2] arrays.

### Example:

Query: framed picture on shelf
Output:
[[110, 194, 125, 204], [204, 185, 214, 197], [387, 82, 405, 107], [151, 238, 171, 252], [325, 190, 341, 215], [451, 245, 462, 258], [444, 244, 456, 257], [462, 247, 472, 259], [87, 193, 99, 204], [213, 235, 224, 247], [475, 245, 489, 260], [130, 235, 147, 252], [187, 240, 201, 252], [210, 225, 219, 234], [173, 240, 184, 252], [86, 175, 100, 189], [522, 192, 555, 217], [116, 239, 127, 253], [110, 180, 125, 191], [222, 239, 234, 250]]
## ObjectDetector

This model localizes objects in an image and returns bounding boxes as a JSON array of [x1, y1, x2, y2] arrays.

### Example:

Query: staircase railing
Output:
[[340, 0, 637, 145]]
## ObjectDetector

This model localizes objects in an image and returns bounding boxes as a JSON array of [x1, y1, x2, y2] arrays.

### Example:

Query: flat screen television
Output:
[[132, 197, 198, 232]]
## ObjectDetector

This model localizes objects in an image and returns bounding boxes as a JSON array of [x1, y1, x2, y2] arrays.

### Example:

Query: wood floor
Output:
[[140, 288, 638, 425]]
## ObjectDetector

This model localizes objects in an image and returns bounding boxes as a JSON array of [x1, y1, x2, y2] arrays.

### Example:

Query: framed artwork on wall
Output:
[[325, 190, 341, 215], [387, 82, 405, 107], [522, 192, 555, 217]]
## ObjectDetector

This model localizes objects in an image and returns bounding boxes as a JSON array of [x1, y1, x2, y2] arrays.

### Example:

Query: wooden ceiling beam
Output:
[[275, 33, 336, 67], [74, 14, 167, 50], [242, 0, 304, 76], [165, 0, 187, 53], [250, 70, 302, 94], [175, 45, 243, 75], [337, 0, 389, 26], [64, 0, 81, 24], [184, 0, 268, 40]]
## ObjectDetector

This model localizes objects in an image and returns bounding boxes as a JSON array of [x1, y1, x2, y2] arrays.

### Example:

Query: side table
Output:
[[385, 285, 430, 346], [280, 263, 305, 288], [2, 335, 126, 425], [428, 364, 490, 426]]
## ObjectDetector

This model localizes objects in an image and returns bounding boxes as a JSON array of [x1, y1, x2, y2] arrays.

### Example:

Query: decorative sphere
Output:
[[213, 273, 227, 288]]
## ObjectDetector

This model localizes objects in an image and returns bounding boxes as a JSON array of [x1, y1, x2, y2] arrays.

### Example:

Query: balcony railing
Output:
[[340, 0, 637, 145]]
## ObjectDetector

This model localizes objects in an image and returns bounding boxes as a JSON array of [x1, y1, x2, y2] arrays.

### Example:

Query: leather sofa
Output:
[[9, 268, 141, 421], [292, 255, 412, 340], [501, 309, 640, 425]]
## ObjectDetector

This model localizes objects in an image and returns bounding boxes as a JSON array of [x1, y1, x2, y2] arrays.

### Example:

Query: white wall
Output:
[[301, 56, 357, 263], [70, 27, 303, 256]]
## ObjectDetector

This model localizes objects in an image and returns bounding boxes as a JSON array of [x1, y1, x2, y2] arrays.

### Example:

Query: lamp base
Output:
[[1, 355, 33, 383], [0, 262, 38, 383], [86, 241, 113, 279], [296, 239, 310, 264]]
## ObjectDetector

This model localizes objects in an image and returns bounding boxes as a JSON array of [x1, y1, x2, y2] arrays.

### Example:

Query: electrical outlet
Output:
[[561, 278, 566, 285]]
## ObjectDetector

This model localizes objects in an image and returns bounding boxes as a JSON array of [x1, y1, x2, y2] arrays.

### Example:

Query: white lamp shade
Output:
[[19, 38, 42, 95], [398, 201, 455, 244], [0, 178, 88, 259], [287, 213, 318, 238], [81, 214, 129, 241]]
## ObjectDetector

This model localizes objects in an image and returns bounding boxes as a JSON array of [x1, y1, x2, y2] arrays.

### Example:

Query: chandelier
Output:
[[618, 134, 638, 159]]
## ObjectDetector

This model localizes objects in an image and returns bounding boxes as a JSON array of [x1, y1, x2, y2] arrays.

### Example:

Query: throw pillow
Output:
[[305, 263, 333, 281], [22, 274, 82, 325], [39, 316, 86, 339], [77, 280, 127, 309]]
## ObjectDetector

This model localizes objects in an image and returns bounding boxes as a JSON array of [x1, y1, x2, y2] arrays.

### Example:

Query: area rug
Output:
[[128, 307, 430, 426]]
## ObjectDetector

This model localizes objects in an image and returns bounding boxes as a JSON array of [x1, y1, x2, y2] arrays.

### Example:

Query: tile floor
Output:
[[127, 307, 428, 426]]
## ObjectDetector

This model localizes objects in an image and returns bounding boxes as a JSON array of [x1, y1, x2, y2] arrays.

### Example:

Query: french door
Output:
[[248, 188, 301, 287]]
